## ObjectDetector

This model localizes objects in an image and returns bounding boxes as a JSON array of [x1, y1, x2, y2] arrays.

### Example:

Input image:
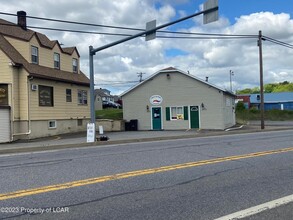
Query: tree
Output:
[[236, 102, 246, 111]]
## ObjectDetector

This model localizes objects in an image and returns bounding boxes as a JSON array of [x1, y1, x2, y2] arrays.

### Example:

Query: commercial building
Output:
[[121, 67, 236, 131]]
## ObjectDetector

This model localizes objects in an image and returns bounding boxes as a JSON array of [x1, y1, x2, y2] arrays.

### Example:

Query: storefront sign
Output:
[[86, 123, 96, 143], [150, 95, 163, 105]]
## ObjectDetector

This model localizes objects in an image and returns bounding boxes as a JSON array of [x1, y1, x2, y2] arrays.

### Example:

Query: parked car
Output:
[[103, 100, 121, 109]]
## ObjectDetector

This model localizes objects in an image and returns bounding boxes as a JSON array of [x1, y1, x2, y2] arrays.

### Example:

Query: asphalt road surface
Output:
[[0, 130, 292, 220]]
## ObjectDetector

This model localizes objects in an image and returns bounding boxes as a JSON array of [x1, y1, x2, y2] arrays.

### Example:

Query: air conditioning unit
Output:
[[31, 84, 38, 91]]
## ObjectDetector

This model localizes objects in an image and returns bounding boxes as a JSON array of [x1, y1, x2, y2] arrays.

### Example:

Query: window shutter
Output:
[[184, 106, 188, 120], [166, 107, 170, 121]]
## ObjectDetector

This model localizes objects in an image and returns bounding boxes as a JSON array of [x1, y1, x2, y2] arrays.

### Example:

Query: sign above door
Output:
[[150, 95, 163, 105]]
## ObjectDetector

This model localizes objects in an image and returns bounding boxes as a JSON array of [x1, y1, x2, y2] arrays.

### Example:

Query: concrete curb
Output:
[[0, 126, 292, 155]]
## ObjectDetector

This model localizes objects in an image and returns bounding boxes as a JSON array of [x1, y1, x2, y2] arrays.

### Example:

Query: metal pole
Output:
[[89, 6, 218, 55], [258, 30, 265, 129], [89, 45, 96, 141], [88, 1, 218, 139]]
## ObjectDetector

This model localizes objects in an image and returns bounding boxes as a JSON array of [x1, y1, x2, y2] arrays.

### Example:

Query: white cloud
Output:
[[1, 0, 293, 94]]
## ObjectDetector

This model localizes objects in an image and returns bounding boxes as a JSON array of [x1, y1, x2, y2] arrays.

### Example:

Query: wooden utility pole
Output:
[[137, 72, 145, 82], [258, 30, 265, 129]]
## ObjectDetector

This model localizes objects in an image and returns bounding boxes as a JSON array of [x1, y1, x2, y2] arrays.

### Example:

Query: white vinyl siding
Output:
[[0, 108, 10, 142]]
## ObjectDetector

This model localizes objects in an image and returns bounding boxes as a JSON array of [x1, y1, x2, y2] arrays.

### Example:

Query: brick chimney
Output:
[[17, 11, 27, 30]]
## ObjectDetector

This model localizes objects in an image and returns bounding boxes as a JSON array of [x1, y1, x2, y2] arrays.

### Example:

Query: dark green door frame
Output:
[[152, 107, 162, 130], [190, 106, 199, 129]]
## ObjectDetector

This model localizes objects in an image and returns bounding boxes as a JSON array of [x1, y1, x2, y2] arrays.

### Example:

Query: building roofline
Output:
[[121, 67, 235, 97]]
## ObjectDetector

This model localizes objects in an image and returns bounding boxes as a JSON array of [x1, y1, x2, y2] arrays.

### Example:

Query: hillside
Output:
[[237, 81, 293, 94]]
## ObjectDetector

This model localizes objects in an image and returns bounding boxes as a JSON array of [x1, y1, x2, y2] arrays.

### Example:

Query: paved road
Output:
[[0, 130, 292, 219]]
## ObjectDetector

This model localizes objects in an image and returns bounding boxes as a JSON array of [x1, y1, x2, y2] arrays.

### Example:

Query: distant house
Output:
[[250, 92, 293, 110], [94, 88, 120, 110], [0, 11, 90, 142], [121, 67, 236, 131], [236, 94, 251, 109]]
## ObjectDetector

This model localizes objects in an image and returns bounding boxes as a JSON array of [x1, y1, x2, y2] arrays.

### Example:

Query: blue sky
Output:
[[163, 0, 293, 30], [177, 0, 293, 23], [221, 0, 292, 22]]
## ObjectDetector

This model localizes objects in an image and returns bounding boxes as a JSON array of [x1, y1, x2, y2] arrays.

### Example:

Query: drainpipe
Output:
[[12, 75, 31, 138]]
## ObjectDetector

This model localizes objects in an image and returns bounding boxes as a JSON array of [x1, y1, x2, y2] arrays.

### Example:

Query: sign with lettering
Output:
[[150, 95, 163, 105], [39, 85, 53, 106], [87, 123, 96, 143]]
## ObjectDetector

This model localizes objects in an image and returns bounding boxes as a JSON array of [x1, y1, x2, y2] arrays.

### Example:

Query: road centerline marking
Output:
[[1, 147, 293, 201]]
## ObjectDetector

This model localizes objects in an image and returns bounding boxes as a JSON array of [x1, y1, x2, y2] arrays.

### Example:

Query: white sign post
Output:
[[87, 123, 96, 143]]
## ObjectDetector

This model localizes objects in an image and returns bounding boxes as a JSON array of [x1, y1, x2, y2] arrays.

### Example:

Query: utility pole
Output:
[[258, 30, 265, 129], [229, 70, 234, 92], [137, 72, 145, 82]]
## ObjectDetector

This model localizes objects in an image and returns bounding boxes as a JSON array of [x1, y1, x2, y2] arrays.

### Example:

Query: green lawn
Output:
[[95, 109, 123, 120], [96, 108, 293, 123], [236, 109, 293, 124]]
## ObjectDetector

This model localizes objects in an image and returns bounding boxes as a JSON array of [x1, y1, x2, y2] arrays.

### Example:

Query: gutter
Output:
[[12, 75, 31, 138]]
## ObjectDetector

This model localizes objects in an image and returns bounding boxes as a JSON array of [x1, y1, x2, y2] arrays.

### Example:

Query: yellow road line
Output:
[[1, 147, 293, 201]]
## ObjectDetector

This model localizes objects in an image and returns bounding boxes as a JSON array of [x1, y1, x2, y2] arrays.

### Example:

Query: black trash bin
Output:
[[129, 119, 138, 131]]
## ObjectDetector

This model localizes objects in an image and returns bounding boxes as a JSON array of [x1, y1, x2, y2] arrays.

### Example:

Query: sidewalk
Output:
[[0, 124, 292, 155]]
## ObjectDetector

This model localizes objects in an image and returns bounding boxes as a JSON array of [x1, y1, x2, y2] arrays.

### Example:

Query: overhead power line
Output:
[[263, 36, 293, 49], [0, 22, 258, 40], [0, 11, 257, 39], [1, 11, 292, 47]]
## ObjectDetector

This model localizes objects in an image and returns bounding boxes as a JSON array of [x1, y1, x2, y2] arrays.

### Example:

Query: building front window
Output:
[[48, 120, 57, 129], [78, 90, 87, 105], [31, 46, 38, 64], [0, 84, 8, 106], [73, 58, 78, 73], [171, 106, 184, 120], [66, 89, 72, 102], [39, 85, 54, 106], [54, 53, 60, 69]]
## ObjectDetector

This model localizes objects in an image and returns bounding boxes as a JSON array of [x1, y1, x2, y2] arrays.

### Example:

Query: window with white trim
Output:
[[73, 58, 78, 73], [171, 106, 184, 120], [48, 120, 57, 129], [66, 89, 72, 102], [54, 53, 60, 69], [78, 90, 87, 105], [31, 46, 38, 64]]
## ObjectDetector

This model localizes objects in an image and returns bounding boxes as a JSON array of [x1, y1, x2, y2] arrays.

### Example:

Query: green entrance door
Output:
[[190, 106, 199, 129], [152, 107, 162, 130]]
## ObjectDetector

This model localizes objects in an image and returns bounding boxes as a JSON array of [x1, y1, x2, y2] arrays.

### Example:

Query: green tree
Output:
[[264, 84, 275, 93], [236, 102, 246, 111], [251, 87, 260, 94], [236, 88, 252, 94]]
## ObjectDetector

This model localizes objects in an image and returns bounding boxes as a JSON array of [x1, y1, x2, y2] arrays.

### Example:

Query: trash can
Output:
[[129, 119, 138, 131]]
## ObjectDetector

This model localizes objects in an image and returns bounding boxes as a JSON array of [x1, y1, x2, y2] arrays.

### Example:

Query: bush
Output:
[[236, 102, 246, 111]]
